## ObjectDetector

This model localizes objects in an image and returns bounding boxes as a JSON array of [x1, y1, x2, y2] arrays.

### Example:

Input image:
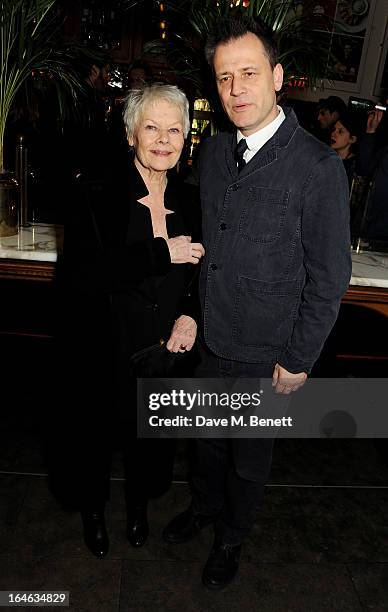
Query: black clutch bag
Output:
[[129, 342, 187, 377]]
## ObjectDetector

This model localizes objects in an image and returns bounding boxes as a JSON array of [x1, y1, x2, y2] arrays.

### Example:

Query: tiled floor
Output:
[[1, 336, 388, 610], [1, 424, 388, 611]]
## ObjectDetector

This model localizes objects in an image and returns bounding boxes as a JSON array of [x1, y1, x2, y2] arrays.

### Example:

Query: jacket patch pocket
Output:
[[239, 187, 289, 244], [232, 276, 301, 348]]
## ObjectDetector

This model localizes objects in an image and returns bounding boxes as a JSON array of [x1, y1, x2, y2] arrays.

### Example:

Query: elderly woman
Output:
[[60, 83, 204, 558]]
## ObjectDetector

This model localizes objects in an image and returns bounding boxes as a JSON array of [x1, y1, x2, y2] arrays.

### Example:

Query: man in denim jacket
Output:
[[164, 15, 351, 589]]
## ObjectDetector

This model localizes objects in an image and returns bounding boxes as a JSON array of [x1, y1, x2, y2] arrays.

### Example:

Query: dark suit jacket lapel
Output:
[[225, 132, 239, 181], [237, 132, 279, 178]]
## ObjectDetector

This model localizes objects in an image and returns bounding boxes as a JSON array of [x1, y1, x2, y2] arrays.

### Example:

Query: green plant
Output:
[[144, 0, 332, 99], [0, 0, 89, 173]]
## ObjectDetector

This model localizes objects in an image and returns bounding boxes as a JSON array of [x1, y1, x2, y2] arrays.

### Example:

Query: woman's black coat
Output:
[[61, 157, 200, 415]]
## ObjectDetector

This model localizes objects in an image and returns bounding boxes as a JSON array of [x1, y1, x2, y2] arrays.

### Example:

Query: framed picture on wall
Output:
[[329, 31, 367, 82], [328, 0, 372, 82], [292, 0, 376, 90], [380, 51, 388, 90], [374, 17, 388, 97]]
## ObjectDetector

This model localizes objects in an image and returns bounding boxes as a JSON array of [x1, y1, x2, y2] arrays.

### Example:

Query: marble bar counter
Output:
[[345, 251, 388, 318], [0, 223, 63, 281], [0, 224, 387, 302], [0, 226, 386, 343], [351, 251, 388, 288]]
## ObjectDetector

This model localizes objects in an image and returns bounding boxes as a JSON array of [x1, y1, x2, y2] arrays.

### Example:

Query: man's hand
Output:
[[272, 363, 307, 394], [366, 110, 384, 134], [166, 315, 197, 353]]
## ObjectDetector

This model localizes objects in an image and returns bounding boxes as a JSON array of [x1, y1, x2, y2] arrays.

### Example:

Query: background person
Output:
[[127, 60, 153, 91], [330, 112, 361, 187], [356, 106, 388, 243], [316, 95, 347, 144], [62, 56, 114, 181], [330, 112, 370, 243]]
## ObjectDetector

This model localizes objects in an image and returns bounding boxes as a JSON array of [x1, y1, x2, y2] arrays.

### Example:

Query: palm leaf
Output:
[[143, 0, 335, 110], [0, 0, 98, 171]]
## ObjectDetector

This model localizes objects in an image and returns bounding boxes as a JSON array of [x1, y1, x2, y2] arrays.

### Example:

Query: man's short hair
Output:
[[128, 60, 153, 80], [74, 53, 110, 81], [318, 96, 347, 115], [205, 15, 278, 70]]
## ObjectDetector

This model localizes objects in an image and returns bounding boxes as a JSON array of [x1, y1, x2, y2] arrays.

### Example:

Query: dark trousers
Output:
[[49, 376, 176, 511], [191, 344, 275, 546], [72, 433, 176, 509]]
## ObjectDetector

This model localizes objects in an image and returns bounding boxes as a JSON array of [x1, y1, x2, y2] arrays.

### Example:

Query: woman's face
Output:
[[331, 120, 356, 154], [130, 100, 185, 173]]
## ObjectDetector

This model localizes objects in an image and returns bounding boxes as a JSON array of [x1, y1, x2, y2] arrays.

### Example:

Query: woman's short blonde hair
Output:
[[123, 83, 190, 140]]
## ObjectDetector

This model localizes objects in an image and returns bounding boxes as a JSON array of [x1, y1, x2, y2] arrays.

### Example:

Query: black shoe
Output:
[[163, 506, 214, 544], [126, 501, 149, 547], [202, 540, 241, 590], [81, 509, 109, 558]]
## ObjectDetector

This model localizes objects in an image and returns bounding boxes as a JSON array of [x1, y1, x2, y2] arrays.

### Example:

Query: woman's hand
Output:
[[167, 235, 205, 264], [166, 315, 197, 353]]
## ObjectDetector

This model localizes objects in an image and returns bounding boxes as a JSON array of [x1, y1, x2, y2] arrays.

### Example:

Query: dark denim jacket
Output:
[[192, 107, 351, 373]]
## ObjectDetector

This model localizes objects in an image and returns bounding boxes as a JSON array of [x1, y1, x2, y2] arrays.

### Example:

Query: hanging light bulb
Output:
[[159, 15, 168, 40]]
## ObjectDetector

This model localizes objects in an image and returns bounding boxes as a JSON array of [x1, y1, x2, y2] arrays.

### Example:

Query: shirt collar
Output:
[[237, 106, 286, 152]]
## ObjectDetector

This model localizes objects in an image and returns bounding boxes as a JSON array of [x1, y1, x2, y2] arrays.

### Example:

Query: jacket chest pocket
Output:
[[238, 187, 289, 244]]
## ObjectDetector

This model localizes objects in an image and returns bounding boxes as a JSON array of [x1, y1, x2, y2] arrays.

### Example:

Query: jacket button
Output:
[[232, 184, 239, 191], [210, 263, 218, 271], [220, 223, 227, 230], [152, 303, 159, 311]]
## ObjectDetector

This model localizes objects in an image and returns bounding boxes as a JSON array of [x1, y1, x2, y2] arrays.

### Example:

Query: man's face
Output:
[[92, 64, 110, 91], [317, 108, 338, 130], [213, 33, 283, 137], [101, 65, 111, 86]]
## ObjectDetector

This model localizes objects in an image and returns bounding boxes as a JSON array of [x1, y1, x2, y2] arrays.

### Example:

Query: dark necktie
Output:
[[234, 138, 248, 173]]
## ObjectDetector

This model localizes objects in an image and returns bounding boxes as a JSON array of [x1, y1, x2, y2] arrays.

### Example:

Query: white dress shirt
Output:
[[236, 106, 286, 165]]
